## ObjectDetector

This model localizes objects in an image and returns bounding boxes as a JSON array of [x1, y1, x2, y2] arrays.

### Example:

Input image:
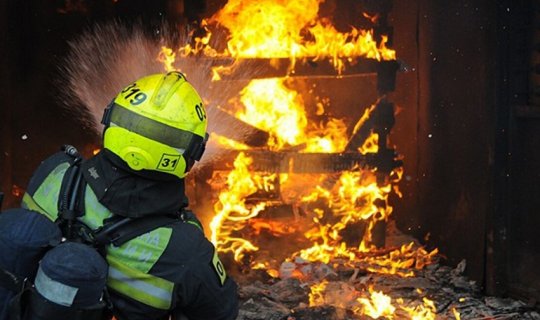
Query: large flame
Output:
[[155, 0, 444, 318], [234, 79, 308, 149], [227, 78, 349, 151], [209, 152, 272, 261], [160, 0, 396, 77], [207, 0, 396, 66]]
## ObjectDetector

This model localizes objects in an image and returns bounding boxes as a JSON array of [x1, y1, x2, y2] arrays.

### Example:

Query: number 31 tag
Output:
[[157, 154, 180, 171]]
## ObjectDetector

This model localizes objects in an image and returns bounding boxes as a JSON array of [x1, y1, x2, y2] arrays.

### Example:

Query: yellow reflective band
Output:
[[212, 250, 227, 286], [107, 227, 172, 273], [21, 193, 53, 221], [33, 162, 70, 220], [107, 255, 174, 310], [79, 190, 113, 230]]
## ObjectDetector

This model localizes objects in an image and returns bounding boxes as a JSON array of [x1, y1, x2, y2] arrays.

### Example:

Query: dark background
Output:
[[1, 0, 539, 302]]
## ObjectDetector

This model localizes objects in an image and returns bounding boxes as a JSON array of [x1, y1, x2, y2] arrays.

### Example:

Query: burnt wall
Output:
[[391, 0, 496, 285], [416, 0, 496, 284], [396, 0, 540, 301], [492, 0, 540, 301]]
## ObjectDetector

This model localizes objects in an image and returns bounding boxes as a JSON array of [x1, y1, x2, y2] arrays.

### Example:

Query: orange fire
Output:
[[209, 152, 275, 262], [156, 0, 443, 318], [452, 307, 462, 320], [355, 287, 396, 318], [208, 0, 396, 69], [400, 297, 438, 320], [233, 79, 309, 149], [208, 72, 403, 268], [227, 78, 349, 151], [159, 0, 396, 76], [310, 284, 442, 320]]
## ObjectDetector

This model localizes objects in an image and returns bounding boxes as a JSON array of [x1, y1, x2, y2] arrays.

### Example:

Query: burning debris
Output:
[[233, 231, 539, 320]]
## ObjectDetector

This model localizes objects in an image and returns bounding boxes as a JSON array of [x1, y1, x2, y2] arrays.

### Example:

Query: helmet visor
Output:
[[103, 103, 207, 161]]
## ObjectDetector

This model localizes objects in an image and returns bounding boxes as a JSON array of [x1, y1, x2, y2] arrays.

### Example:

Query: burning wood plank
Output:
[[209, 150, 401, 174]]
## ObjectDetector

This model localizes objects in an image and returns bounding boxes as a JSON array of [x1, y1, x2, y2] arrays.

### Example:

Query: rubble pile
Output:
[[235, 260, 539, 320], [231, 226, 540, 320]]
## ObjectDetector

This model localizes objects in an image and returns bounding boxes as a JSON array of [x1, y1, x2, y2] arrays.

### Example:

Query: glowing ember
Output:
[[11, 185, 24, 198]]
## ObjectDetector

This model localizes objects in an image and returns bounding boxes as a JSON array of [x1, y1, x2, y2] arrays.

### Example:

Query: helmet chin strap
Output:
[[184, 133, 208, 174], [100, 101, 115, 138], [189, 133, 209, 162]]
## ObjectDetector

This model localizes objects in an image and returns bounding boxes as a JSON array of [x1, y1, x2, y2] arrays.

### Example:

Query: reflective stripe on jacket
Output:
[[21, 154, 175, 310]]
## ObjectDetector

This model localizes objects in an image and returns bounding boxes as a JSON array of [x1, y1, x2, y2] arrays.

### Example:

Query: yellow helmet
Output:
[[101, 72, 208, 179]]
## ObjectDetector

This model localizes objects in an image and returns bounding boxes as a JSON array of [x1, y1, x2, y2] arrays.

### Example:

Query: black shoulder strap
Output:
[[57, 145, 85, 241], [55, 145, 188, 249], [92, 214, 181, 248]]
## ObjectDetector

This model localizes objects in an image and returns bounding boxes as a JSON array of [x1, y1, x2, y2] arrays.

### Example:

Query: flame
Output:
[[311, 284, 441, 320], [209, 152, 270, 261], [308, 279, 328, 306], [207, 73, 432, 280], [234, 79, 308, 149], [229, 78, 349, 152], [248, 218, 298, 236], [452, 307, 462, 320], [210, 132, 251, 150], [362, 242, 439, 277], [297, 169, 394, 262], [355, 287, 396, 319], [155, 2, 441, 317], [359, 133, 379, 154], [208, 78, 417, 273], [158, 46, 177, 73], [401, 297, 437, 320], [160, 0, 396, 76], [206, 0, 396, 73]]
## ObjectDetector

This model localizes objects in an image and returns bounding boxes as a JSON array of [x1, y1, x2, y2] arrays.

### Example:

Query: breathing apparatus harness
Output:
[[1, 145, 197, 320]]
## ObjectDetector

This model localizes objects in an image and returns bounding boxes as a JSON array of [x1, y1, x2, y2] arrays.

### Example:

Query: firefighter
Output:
[[19, 72, 239, 320]]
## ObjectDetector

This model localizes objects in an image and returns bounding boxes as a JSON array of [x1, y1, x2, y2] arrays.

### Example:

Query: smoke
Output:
[[58, 21, 266, 169]]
